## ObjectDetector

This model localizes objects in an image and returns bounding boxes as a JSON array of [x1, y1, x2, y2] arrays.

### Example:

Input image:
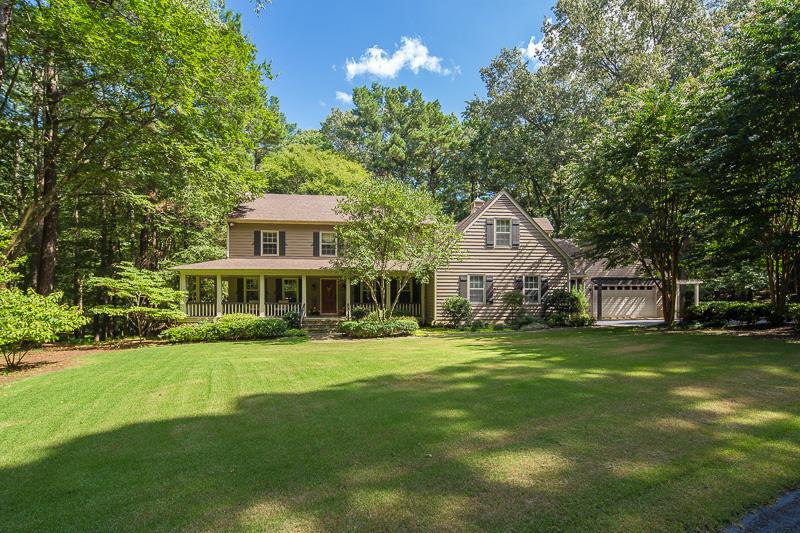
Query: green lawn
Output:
[[1, 330, 799, 531]]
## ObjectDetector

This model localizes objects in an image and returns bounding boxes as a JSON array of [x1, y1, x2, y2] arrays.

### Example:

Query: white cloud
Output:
[[345, 36, 454, 81], [521, 35, 544, 62], [335, 91, 353, 104]]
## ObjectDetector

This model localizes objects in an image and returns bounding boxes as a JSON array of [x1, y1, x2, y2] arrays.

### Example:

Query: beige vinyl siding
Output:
[[435, 194, 569, 323], [229, 222, 337, 258]]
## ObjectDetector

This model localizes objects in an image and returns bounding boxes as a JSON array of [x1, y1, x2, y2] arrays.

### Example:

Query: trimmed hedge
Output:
[[683, 301, 797, 326], [338, 317, 418, 338], [162, 314, 287, 343]]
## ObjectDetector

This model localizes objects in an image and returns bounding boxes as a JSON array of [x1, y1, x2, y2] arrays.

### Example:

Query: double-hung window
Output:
[[524, 275, 540, 303], [282, 278, 298, 303], [469, 275, 485, 304], [262, 231, 279, 256], [320, 231, 337, 257], [569, 278, 583, 292], [495, 219, 511, 246], [244, 277, 259, 303]]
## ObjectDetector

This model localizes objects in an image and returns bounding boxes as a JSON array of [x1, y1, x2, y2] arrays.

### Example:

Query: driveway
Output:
[[595, 319, 664, 327]]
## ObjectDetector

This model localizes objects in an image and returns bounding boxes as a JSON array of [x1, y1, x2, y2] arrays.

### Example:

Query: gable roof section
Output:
[[554, 237, 644, 278], [456, 191, 571, 264], [228, 193, 347, 223]]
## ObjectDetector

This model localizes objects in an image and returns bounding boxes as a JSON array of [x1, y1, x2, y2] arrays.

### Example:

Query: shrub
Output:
[[0, 289, 89, 368], [501, 290, 525, 321], [162, 315, 287, 343], [338, 317, 418, 338], [350, 306, 371, 320], [282, 311, 302, 329], [365, 309, 386, 321], [492, 323, 509, 331], [441, 296, 472, 327], [542, 289, 587, 317], [510, 313, 536, 330], [468, 320, 488, 331], [284, 328, 308, 338], [683, 301, 786, 326], [546, 312, 570, 327]]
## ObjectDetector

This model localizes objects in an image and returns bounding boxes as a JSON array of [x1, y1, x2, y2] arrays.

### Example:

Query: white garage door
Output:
[[601, 286, 659, 319]]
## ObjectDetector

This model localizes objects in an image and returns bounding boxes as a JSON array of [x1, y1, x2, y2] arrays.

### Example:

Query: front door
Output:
[[321, 279, 338, 314]]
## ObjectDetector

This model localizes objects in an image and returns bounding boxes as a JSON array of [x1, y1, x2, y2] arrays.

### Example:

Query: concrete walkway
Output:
[[594, 319, 664, 328], [726, 489, 800, 532]]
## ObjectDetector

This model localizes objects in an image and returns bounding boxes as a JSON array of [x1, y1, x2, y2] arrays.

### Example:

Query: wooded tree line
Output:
[[0, 0, 797, 330]]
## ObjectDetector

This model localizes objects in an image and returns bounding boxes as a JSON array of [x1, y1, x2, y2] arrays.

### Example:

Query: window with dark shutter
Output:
[[511, 219, 520, 248], [485, 219, 494, 247], [313, 231, 320, 256], [253, 231, 261, 256]]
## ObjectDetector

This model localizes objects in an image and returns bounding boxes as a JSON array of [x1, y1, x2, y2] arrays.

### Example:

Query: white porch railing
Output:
[[264, 302, 305, 318], [186, 302, 216, 317], [223, 302, 260, 315], [352, 302, 422, 317]]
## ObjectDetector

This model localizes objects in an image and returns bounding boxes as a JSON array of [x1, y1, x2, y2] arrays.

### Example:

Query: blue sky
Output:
[[226, 0, 556, 130]]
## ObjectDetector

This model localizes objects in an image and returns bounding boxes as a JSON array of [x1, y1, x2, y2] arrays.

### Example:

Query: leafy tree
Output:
[[321, 85, 465, 204], [88, 263, 185, 339], [578, 82, 702, 325], [258, 144, 369, 195], [698, 0, 800, 315], [0, 289, 87, 368], [332, 179, 462, 319]]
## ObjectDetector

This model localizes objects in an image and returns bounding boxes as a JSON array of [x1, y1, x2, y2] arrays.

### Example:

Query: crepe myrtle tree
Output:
[[88, 263, 185, 339], [333, 179, 462, 320]]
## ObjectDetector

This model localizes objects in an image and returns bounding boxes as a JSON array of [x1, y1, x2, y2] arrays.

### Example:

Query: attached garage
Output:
[[596, 284, 661, 320]]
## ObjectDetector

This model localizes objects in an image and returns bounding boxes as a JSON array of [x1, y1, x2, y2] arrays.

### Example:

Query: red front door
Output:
[[321, 279, 338, 314]]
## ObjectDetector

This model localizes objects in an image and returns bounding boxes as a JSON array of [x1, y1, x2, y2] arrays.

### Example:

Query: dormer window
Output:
[[262, 231, 279, 256], [320, 231, 337, 256], [495, 219, 511, 247]]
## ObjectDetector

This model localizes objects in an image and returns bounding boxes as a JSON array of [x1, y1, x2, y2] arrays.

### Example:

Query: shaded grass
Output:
[[1, 329, 799, 531]]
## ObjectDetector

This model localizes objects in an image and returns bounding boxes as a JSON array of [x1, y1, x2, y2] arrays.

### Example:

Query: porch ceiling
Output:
[[171, 257, 336, 272]]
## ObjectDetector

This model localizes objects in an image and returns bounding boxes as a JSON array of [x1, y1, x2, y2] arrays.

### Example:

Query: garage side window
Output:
[[524, 275, 540, 302]]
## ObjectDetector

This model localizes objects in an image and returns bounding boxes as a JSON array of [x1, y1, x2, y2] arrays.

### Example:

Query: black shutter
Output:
[[486, 275, 494, 304], [514, 276, 523, 290], [541, 278, 549, 300], [279, 231, 286, 256], [485, 219, 494, 247], [275, 278, 282, 300], [236, 278, 244, 302], [458, 275, 468, 298], [511, 219, 520, 248], [313, 231, 320, 256], [254, 230, 261, 256]]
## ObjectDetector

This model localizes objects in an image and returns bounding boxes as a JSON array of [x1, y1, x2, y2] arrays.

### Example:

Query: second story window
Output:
[[495, 219, 511, 246], [320, 231, 337, 256], [262, 231, 279, 256]]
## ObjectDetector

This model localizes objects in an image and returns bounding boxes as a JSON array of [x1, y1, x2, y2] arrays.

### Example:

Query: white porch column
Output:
[[421, 282, 427, 324], [179, 273, 187, 313], [258, 275, 265, 317], [301, 275, 308, 317], [345, 278, 351, 318], [216, 274, 223, 317], [694, 283, 700, 306]]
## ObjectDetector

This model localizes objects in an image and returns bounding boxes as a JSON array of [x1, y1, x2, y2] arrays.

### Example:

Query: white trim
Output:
[[319, 277, 339, 315], [468, 274, 486, 304], [261, 230, 279, 256], [320, 231, 337, 257]]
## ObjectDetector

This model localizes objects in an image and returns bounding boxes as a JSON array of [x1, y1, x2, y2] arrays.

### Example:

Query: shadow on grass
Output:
[[2, 331, 800, 531]]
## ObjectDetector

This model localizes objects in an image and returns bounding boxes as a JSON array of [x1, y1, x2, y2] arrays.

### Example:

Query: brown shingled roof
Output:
[[553, 238, 645, 278], [228, 193, 347, 223]]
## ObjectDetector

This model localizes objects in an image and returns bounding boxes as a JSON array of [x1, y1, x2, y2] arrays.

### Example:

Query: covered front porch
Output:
[[178, 271, 426, 321]]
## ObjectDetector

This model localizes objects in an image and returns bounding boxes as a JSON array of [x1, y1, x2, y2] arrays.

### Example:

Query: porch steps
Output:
[[303, 317, 345, 336]]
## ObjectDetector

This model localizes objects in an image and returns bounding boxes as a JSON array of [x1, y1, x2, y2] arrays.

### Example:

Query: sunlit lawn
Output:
[[1, 329, 799, 531]]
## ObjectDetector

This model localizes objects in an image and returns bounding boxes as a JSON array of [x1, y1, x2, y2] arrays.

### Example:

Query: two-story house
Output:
[[172, 191, 699, 325]]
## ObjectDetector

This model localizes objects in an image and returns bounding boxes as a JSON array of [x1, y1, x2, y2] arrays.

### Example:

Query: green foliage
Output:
[[333, 179, 461, 319], [510, 313, 537, 330], [284, 328, 308, 338], [0, 289, 88, 368], [281, 311, 302, 329], [88, 263, 184, 338], [350, 306, 371, 320], [161, 315, 287, 343], [683, 301, 785, 326], [501, 290, 525, 322], [338, 317, 418, 338], [258, 144, 369, 195], [441, 296, 472, 328], [542, 288, 593, 327]]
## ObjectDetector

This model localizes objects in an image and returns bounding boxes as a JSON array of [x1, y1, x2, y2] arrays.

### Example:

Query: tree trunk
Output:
[[35, 62, 60, 295], [0, 0, 13, 87]]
